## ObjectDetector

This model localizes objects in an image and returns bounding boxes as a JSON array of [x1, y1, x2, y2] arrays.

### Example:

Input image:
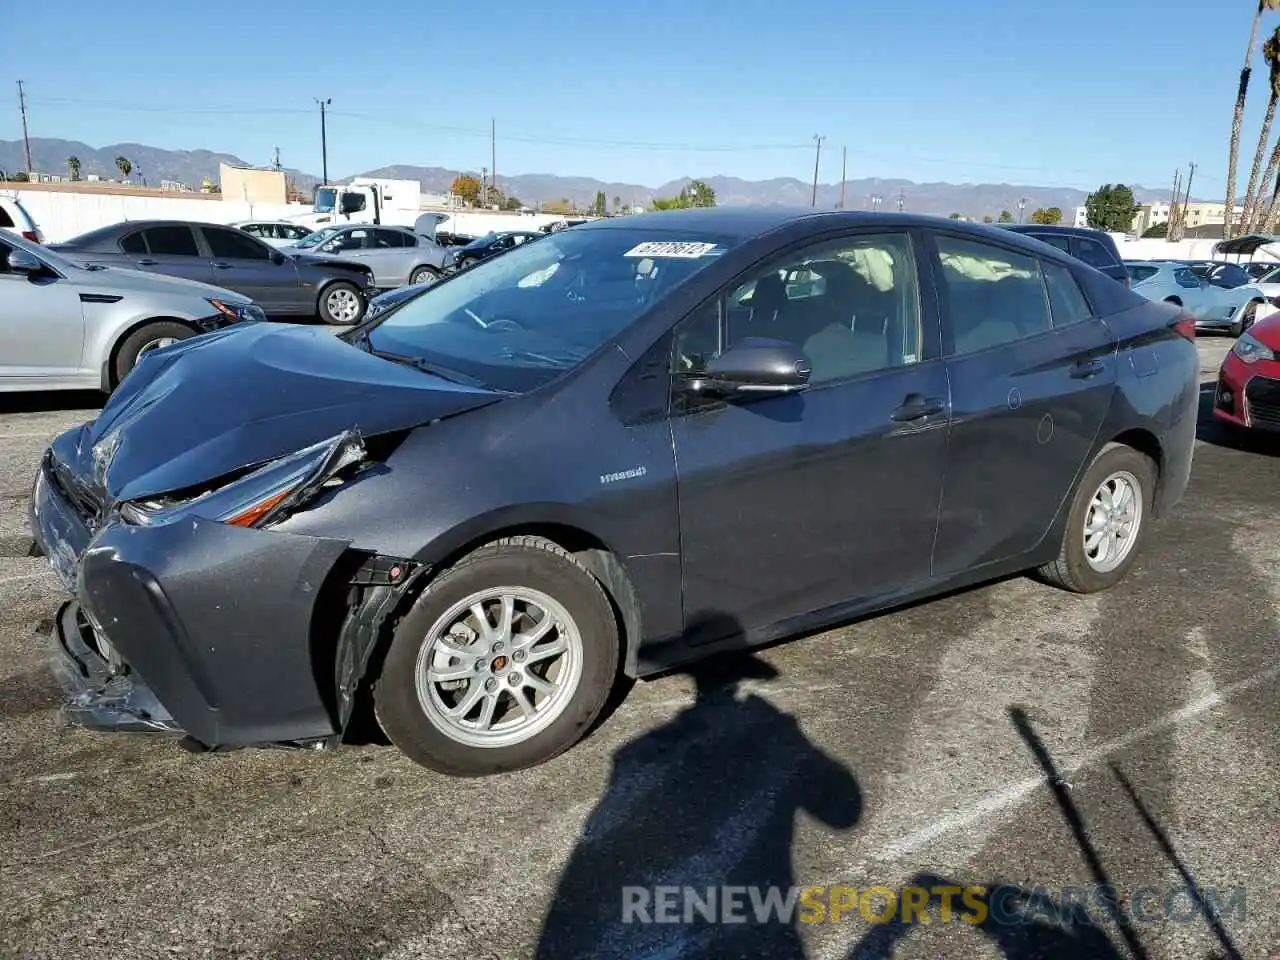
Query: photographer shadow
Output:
[[535, 630, 863, 960]]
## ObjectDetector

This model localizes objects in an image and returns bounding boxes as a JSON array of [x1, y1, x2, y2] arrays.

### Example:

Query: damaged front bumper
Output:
[[29, 445, 423, 751]]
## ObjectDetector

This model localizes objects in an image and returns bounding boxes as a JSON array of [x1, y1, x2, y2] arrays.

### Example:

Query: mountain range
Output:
[[2, 137, 1193, 218]]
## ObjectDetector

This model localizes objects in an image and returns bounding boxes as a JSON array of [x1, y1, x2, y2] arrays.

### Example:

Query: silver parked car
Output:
[[290, 224, 454, 289], [232, 220, 315, 248], [1125, 260, 1274, 336], [1, 230, 262, 393]]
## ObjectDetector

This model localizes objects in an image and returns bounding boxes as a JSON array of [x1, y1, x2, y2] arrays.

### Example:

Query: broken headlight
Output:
[[119, 432, 364, 530]]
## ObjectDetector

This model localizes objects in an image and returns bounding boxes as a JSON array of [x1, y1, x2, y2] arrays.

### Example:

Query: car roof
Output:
[[575, 207, 1079, 246]]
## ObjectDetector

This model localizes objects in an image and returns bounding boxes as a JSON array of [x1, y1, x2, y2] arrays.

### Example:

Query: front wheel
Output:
[[409, 265, 440, 287], [374, 536, 620, 776], [1232, 299, 1260, 337], [1038, 443, 1155, 593], [319, 282, 366, 325], [112, 320, 195, 387]]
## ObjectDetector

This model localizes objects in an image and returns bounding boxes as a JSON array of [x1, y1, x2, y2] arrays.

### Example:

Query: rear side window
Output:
[[141, 226, 199, 257], [204, 227, 269, 260], [1127, 264, 1159, 283], [0, 208, 14, 229], [1042, 262, 1093, 325], [1076, 238, 1117, 269], [119, 231, 148, 254], [1033, 233, 1072, 253], [936, 235, 1052, 354]]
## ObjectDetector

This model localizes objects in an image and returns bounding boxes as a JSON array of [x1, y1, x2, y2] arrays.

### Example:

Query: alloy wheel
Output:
[[1082, 470, 1143, 574]]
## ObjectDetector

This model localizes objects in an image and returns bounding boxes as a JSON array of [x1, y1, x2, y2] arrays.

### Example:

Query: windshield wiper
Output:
[[369, 349, 493, 389], [499, 347, 588, 368]]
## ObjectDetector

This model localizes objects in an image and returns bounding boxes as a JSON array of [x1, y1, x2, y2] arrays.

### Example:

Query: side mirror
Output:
[[8, 249, 44, 275], [681, 338, 811, 399], [271, 250, 286, 265]]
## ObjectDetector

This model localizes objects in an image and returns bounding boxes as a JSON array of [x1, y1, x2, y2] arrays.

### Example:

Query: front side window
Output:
[[328, 230, 368, 252], [674, 233, 923, 386], [119, 231, 148, 255], [141, 226, 199, 257], [1127, 264, 1159, 284], [204, 227, 270, 260], [294, 226, 340, 250], [936, 234, 1051, 354], [365, 228, 738, 393], [1175, 268, 1201, 288]]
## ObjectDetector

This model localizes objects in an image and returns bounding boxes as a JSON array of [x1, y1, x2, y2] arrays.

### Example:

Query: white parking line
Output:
[[0, 572, 51, 586]]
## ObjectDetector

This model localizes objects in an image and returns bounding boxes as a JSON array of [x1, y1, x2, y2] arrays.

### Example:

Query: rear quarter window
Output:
[[0, 208, 14, 229], [1076, 237, 1119, 269]]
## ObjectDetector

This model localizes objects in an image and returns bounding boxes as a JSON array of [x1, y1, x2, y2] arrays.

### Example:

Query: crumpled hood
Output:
[[52, 323, 501, 503]]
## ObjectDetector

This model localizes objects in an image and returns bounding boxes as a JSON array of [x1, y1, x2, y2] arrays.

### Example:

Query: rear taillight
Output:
[[21, 230, 39, 243], [1172, 315, 1197, 341]]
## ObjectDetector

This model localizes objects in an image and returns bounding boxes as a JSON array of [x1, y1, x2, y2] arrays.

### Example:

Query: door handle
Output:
[[211, 261, 232, 269], [890, 395, 946, 422], [1070, 359, 1105, 379], [135, 258, 158, 266]]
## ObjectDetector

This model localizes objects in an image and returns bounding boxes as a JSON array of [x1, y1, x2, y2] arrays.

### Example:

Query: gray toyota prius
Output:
[[29, 208, 1200, 776]]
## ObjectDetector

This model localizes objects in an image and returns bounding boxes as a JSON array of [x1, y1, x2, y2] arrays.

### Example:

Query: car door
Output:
[[363, 228, 412, 287], [199, 225, 296, 312], [119, 225, 214, 285], [0, 237, 86, 379], [928, 231, 1117, 577], [669, 229, 950, 636]]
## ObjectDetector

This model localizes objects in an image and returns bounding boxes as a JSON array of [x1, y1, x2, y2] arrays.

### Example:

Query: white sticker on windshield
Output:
[[623, 241, 719, 259]]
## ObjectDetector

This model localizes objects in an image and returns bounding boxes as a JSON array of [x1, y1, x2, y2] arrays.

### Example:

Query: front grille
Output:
[[48, 459, 104, 529], [1245, 376, 1280, 427]]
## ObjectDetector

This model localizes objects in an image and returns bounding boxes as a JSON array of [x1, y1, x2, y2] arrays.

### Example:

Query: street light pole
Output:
[[315, 98, 331, 185], [810, 134, 825, 207], [1018, 197, 1027, 223]]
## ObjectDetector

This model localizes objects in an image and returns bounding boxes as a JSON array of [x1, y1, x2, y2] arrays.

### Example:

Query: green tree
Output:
[[997, 210, 1014, 223], [688, 180, 716, 207], [10, 171, 29, 182], [1084, 184, 1139, 232], [450, 174, 481, 206], [982, 215, 994, 223], [612, 194, 622, 215], [503, 195, 523, 211], [1226, 0, 1280, 238], [1142, 222, 1169, 238], [114, 155, 132, 179], [948, 212, 962, 220], [66, 156, 81, 181], [592, 191, 607, 216]]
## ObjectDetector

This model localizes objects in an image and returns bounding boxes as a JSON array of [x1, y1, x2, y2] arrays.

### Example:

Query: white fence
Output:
[[14, 191, 303, 243]]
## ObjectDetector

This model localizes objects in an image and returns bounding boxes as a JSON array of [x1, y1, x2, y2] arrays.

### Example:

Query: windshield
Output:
[[314, 188, 337, 213], [364, 228, 738, 392], [1261, 266, 1280, 284], [294, 226, 341, 249]]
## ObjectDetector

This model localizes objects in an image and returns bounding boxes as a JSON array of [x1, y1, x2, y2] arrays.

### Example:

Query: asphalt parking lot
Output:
[[1, 337, 1277, 960]]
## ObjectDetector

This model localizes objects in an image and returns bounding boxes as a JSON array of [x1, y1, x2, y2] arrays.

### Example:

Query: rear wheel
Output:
[[1038, 443, 1155, 594], [1163, 296, 1182, 306], [112, 320, 195, 387], [409, 265, 440, 287], [319, 282, 365, 325], [374, 536, 620, 776]]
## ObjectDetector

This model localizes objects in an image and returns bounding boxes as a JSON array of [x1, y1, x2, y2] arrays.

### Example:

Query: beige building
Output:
[[1132, 201, 1242, 235], [218, 162, 287, 204]]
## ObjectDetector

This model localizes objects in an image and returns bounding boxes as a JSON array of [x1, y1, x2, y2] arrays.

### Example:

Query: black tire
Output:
[[112, 320, 195, 387], [1038, 442, 1156, 594], [373, 536, 620, 776], [409, 265, 440, 287], [1233, 299, 1260, 337], [318, 281, 366, 325], [1163, 296, 1182, 307]]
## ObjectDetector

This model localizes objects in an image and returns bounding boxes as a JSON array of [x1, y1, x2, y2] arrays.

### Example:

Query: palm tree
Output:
[[1227, 1, 1280, 238], [1241, 27, 1280, 232], [115, 155, 132, 180], [66, 156, 81, 181]]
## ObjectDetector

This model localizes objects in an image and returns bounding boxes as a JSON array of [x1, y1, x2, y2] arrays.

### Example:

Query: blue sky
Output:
[[0, 0, 1269, 196]]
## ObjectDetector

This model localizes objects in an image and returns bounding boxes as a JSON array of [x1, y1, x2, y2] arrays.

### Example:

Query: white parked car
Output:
[[0, 194, 44, 243], [231, 220, 315, 248], [1125, 259, 1276, 336]]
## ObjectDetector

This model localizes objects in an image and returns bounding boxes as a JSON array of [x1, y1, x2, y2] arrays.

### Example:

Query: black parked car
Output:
[[31, 209, 1199, 776], [53, 220, 378, 325], [452, 230, 543, 270], [1002, 224, 1130, 287]]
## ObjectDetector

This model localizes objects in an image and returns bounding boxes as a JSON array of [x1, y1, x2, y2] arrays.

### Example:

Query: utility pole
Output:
[[897, 189, 905, 213], [810, 134, 825, 207], [491, 117, 497, 203], [314, 98, 331, 185], [1018, 196, 1028, 223], [1177, 162, 1197, 240], [1168, 169, 1181, 238], [273, 146, 281, 171], [838, 145, 846, 209], [17, 80, 33, 176]]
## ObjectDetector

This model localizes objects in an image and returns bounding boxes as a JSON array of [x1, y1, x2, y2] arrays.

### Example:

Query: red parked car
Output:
[[1214, 310, 1280, 432]]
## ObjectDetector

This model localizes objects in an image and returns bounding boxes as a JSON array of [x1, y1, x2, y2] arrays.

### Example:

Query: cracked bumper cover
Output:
[[30, 453, 356, 748]]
